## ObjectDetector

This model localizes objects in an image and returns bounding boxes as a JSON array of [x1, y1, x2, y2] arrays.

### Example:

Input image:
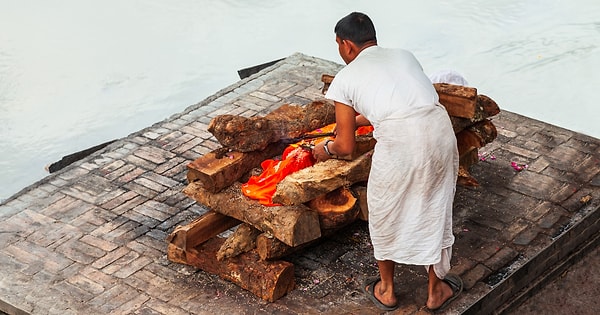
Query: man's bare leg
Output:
[[426, 265, 453, 309], [366, 260, 397, 307]]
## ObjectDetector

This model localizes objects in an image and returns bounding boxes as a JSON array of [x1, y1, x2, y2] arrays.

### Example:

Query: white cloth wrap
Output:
[[368, 105, 458, 266], [324, 46, 458, 267]]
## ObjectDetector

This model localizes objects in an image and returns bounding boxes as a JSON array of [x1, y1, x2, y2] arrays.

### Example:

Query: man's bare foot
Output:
[[426, 279, 453, 309], [426, 275, 463, 311], [363, 278, 398, 311]]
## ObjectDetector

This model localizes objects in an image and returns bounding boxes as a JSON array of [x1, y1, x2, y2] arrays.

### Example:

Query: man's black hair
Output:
[[334, 12, 377, 46]]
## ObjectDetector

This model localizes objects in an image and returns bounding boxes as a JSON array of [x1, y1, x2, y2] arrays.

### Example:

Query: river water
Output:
[[1, 0, 599, 202]]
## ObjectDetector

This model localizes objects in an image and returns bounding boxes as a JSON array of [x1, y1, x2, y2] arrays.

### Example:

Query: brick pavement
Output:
[[0, 53, 598, 315]]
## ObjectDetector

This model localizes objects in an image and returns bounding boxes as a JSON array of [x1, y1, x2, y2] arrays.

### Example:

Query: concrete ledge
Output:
[[464, 205, 600, 314]]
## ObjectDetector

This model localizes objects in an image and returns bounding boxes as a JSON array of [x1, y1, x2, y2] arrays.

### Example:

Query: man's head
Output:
[[334, 12, 377, 64]]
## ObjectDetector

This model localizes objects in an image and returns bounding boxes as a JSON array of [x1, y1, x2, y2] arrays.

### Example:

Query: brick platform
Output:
[[0, 53, 598, 315]]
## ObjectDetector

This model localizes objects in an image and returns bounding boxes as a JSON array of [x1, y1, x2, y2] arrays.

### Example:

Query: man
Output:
[[312, 12, 462, 311]]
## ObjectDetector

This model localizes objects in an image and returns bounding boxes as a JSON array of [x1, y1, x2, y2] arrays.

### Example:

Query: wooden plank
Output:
[[166, 211, 240, 251], [186, 142, 286, 193], [167, 238, 295, 302], [271, 150, 373, 206], [183, 181, 321, 247], [434, 83, 478, 119]]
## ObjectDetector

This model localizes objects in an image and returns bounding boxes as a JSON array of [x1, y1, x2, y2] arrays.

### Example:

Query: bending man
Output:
[[312, 12, 462, 311]]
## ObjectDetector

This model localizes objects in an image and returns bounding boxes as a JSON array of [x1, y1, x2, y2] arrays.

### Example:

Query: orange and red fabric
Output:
[[241, 123, 373, 206]]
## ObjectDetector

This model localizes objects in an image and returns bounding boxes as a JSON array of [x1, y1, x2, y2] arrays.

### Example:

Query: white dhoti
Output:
[[367, 105, 458, 274]]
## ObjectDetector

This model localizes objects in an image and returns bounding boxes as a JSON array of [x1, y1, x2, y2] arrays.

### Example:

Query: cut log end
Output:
[[308, 187, 359, 230], [216, 223, 260, 261]]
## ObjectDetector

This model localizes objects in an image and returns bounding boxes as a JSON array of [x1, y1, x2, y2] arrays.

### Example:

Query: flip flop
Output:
[[428, 274, 463, 312], [362, 277, 399, 311]]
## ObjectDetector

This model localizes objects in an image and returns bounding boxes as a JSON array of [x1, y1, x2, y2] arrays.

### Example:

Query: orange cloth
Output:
[[241, 123, 374, 206], [241, 146, 316, 206]]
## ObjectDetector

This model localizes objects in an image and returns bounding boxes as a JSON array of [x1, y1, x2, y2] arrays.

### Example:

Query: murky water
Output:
[[1, 0, 599, 202]]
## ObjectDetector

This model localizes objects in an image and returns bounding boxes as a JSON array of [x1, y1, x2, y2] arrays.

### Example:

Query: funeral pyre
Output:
[[166, 76, 500, 302]]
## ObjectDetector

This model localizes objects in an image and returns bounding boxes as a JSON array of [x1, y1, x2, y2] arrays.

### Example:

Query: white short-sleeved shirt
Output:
[[326, 46, 440, 128]]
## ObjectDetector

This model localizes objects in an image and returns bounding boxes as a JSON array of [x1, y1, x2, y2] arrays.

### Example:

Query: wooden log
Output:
[[458, 163, 479, 187], [352, 184, 369, 221], [476, 95, 501, 119], [449, 94, 501, 133], [216, 223, 261, 261], [168, 238, 295, 302], [456, 119, 498, 156], [207, 100, 336, 152], [459, 147, 480, 169], [307, 187, 359, 230], [165, 211, 240, 252], [433, 83, 478, 119], [272, 150, 373, 206], [457, 149, 480, 187], [455, 119, 497, 187], [167, 242, 188, 265], [186, 141, 286, 192], [255, 187, 358, 260], [183, 181, 321, 247], [256, 233, 295, 261], [255, 227, 344, 261]]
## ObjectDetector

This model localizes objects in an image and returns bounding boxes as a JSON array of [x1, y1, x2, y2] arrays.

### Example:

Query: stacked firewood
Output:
[[166, 77, 500, 302]]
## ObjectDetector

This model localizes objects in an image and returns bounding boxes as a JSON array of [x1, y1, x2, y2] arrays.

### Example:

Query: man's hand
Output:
[[312, 141, 332, 162]]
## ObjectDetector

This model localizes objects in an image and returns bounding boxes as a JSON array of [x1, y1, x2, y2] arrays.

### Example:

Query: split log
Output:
[[455, 119, 498, 187], [216, 223, 261, 261], [166, 211, 240, 252], [456, 119, 498, 156], [307, 187, 359, 230], [183, 181, 321, 247], [167, 241, 188, 265], [457, 150, 480, 187], [255, 227, 347, 261], [449, 94, 501, 133], [255, 232, 334, 261], [352, 184, 369, 221], [433, 83, 478, 119], [167, 238, 295, 302], [256, 233, 295, 261], [187, 141, 286, 192], [459, 147, 480, 171], [207, 100, 336, 152], [477, 95, 501, 119], [272, 150, 373, 206]]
